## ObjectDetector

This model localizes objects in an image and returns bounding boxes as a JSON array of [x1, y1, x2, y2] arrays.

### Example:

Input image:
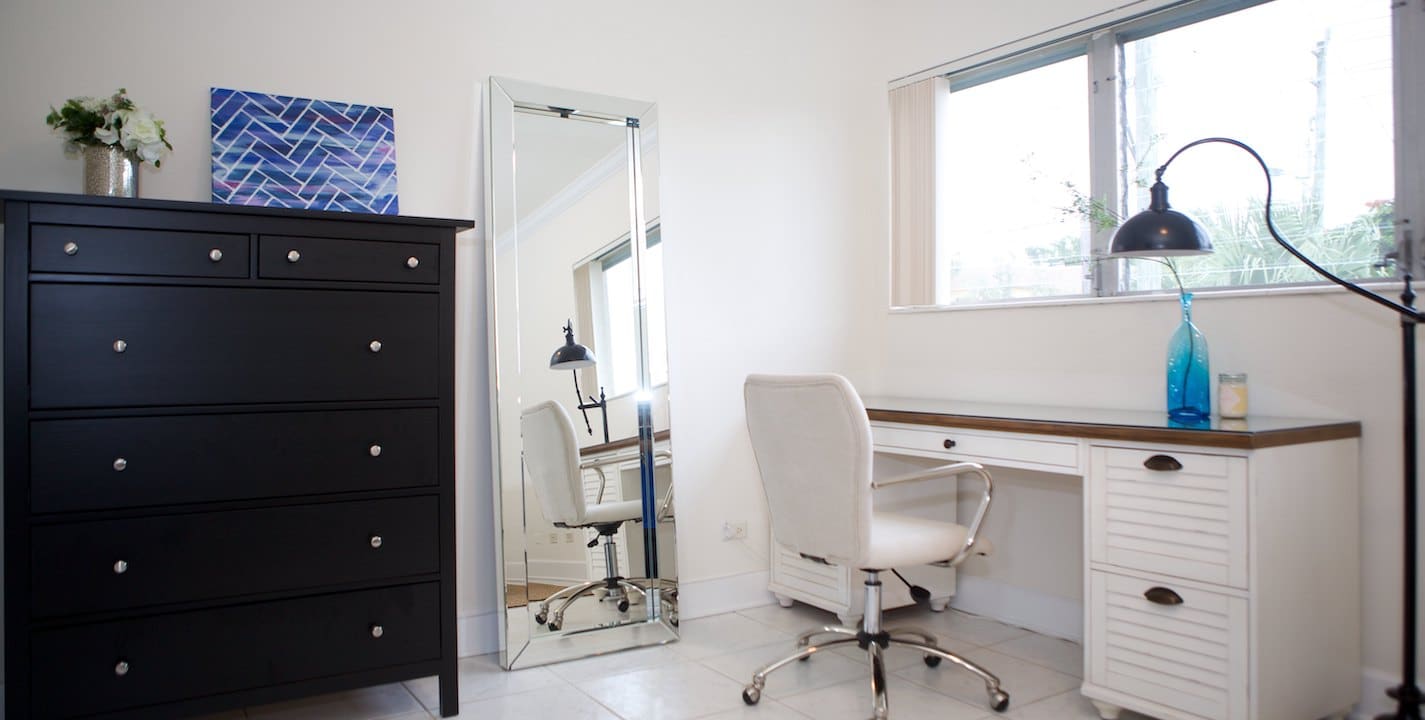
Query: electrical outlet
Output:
[[565, 532, 576, 543], [548, 532, 559, 544], [722, 521, 748, 540]]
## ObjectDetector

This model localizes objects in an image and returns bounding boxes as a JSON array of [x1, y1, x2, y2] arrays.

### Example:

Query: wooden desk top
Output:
[[861, 396, 1360, 450], [579, 429, 671, 457]]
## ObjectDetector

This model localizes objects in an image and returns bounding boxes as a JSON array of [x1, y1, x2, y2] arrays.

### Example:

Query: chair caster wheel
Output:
[[534, 613, 547, 625], [618, 599, 630, 612], [990, 689, 1010, 712], [547, 619, 561, 631], [670, 615, 679, 627], [924, 654, 942, 667], [742, 688, 761, 705]]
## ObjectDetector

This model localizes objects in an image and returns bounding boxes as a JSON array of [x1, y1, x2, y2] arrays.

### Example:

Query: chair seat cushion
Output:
[[583, 499, 643, 525], [860, 511, 971, 570]]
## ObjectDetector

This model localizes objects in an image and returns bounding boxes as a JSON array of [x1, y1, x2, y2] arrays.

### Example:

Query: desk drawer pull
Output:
[[1143, 454, 1182, 472], [943, 438, 957, 449], [1144, 586, 1184, 606]]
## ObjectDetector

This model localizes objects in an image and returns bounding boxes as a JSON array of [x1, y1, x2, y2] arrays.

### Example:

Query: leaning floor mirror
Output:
[[485, 77, 677, 669]]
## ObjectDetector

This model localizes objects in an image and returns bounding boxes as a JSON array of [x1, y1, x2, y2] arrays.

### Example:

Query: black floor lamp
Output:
[[1108, 136, 1422, 720], [549, 320, 610, 444]]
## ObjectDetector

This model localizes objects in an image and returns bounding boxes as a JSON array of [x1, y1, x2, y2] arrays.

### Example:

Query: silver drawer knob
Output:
[[369, 340, 382, 353], [113, 339, 127, 353], [113, 560, 128, 575], [113, 457, 128, 472], [370, 535, 383, 549], [369, 444, 382, 457], [64, 241, 79, 256], [287, 249, 301, 263], [370, 624, 384, 638], [209, 248, 224, 262], [406, 256, 420, 269], [114, 660, 130, 677]]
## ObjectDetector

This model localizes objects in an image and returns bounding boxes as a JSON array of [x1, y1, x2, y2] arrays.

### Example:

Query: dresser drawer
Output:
[[872, 423, 1079, 472], [30, 225, 249, 278], [30, 284, 438, 408], [1090, 446, 1248, 588], [259, 235, 438, 284], [31, 582, 440, 719], [31, 408, 438, 513], [32, 496, 438, 617], [1088, 571, 1247, 720]]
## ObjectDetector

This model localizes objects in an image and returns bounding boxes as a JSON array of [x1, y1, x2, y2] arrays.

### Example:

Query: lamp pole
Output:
[[1110, 137, 1423, 719]]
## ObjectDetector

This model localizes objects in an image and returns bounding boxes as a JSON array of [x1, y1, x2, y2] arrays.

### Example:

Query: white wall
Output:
[[0, 0, 885, 661], [857, 0, 1417, 688]]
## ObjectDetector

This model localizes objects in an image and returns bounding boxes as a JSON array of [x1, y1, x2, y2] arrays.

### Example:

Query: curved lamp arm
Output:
[[872, 461, 993, 568], [1150, 137, 1422, 321]]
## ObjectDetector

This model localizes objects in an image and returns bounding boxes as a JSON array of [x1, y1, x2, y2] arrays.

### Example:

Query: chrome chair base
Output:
[[741, 573, 1009, 719]]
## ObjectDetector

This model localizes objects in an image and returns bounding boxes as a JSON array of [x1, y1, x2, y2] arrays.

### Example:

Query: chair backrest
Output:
[[743, 373, 873, 568], [521, 400, 586, 526]]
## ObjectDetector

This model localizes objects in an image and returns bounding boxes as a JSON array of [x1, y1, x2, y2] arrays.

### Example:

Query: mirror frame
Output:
[[484, 77, 675, 670]]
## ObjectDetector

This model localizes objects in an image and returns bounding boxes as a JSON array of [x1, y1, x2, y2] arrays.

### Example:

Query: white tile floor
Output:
[[211, 603, 1155, 720]]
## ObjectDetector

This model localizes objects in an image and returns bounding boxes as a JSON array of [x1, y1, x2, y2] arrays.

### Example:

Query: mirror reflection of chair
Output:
[[741, 374, 1009, 718], [521, 400, 665, 631]]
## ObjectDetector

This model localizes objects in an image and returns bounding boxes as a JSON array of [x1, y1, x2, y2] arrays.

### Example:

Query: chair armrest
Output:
[[872, 461, 994, 568]]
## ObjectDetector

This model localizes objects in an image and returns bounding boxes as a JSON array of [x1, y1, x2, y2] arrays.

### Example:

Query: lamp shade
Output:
[[1108, 180, 1214, 257], [550, 322, 596, 369]]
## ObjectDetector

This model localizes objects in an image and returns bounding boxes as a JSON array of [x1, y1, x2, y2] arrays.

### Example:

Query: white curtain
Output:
[[889, 76, 947, 307]]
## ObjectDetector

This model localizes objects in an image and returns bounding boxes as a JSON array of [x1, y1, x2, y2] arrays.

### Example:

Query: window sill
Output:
[[888, 279, 1406, 314]]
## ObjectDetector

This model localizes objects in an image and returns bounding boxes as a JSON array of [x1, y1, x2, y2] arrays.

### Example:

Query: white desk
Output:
[[778, 397, 1362, 720]]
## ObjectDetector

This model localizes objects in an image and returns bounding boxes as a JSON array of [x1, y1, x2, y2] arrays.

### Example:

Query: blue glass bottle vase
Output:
[[1166, 292, 1210, 422]]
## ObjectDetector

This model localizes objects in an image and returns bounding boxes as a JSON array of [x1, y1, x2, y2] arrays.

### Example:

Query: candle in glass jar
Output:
[[1218, 373, 1248, 419]]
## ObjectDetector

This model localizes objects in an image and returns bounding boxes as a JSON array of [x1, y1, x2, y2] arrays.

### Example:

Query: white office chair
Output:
[[741, 374, 1008, 718], [521, 400, 671, 631]]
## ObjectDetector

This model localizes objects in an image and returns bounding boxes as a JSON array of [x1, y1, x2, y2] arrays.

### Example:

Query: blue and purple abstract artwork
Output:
[[210, 88, 399, 214]]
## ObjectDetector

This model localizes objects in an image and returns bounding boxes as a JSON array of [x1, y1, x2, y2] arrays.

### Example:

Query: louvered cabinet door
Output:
[[1089, 447, 1248, 589]]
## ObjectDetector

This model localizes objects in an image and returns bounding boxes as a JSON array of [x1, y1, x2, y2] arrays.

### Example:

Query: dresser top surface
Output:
[[862, 395, 1361, 450], [0, 190, 474, 230]]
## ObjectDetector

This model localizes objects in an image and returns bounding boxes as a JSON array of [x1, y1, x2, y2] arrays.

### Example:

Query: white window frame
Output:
[[890, 0, 1425, 310]]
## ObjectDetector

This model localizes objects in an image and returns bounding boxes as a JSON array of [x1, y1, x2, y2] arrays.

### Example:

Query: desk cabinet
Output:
[[3, 192, 470, 719], [1084, 440, 1360, 720]]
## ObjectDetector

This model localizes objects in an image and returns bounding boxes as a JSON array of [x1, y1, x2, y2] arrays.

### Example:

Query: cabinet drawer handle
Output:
[[370, 535, 383, 549], [943, 438, 957, 449], [114, 660, 130, 677], [369, 340, 383, 353], [64, 241, 79, 256], [369, 444, 382, 457], [406, 256, 420, 269], [1143, 454, 1182, 472], [1143, 586, 1183, 606], [287, 249, 301, 263], [112, 339, 128, 354], [209, 248, 224, 262], [113, 560, 129, 575], [370, 624, 385, 638], [113, 457, 127, 472]]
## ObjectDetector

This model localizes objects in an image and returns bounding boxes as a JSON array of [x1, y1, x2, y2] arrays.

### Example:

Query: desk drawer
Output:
[[31, 408, 438, 513], [1089, 570, 1247, 720], [260, 235, 438, 284], [1090, 447, 1248, 588], [872, 423, 1079, 472], [770, 542, 849, 605], [30, 284, 437, 408], [31, 225, 249, 278], [31, 582, 440, 719], [33, 496, 438, 617]]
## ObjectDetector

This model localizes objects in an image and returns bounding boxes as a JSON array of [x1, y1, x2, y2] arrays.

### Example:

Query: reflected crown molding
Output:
[[507, 126, 659, 249]]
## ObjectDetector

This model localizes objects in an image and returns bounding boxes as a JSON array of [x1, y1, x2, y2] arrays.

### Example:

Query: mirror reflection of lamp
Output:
[[549, 320, 609, 444]]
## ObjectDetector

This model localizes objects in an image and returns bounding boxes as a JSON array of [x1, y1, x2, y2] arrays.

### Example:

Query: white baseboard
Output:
[[948, 574, 1083, 643], [1353, 666, 1397, 719], [457, 610, 501, 657], [677, 570, 776, 620]]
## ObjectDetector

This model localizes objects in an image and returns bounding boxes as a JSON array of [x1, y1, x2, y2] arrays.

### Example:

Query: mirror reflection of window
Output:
[[583, 223, 666, 397]]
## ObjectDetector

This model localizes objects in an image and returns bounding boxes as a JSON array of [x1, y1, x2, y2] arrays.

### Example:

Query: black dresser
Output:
[[1, 191, 469, 719]]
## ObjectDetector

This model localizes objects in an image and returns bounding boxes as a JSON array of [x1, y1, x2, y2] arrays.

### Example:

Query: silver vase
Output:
[[82, 145, 138, 197]]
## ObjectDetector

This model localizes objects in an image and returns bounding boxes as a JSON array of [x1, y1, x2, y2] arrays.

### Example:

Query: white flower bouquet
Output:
[[45, 89, 172, 167]]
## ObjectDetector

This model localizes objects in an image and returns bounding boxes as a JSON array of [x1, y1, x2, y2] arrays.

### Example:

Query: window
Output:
[[582, 224, 667, 396], [900, 0, 1412, 307]]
